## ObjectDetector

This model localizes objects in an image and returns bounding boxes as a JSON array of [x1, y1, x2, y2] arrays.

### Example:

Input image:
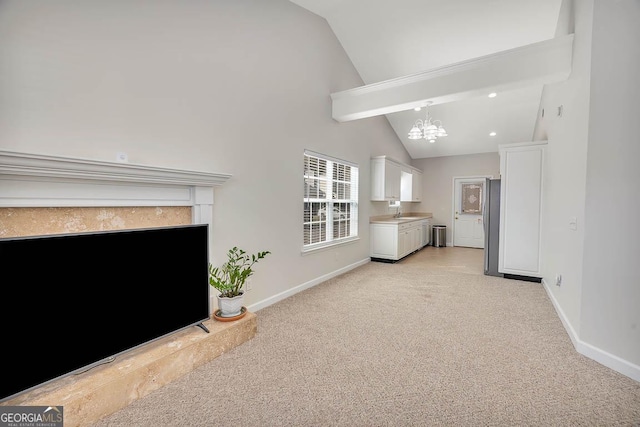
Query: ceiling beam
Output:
[[330, 34, 574, 122]]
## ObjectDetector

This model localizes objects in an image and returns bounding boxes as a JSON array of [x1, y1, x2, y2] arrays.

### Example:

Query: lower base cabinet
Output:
[[420, 219, 431, 247], [370, 221, 424, 261], [370, 223, 398, 259]]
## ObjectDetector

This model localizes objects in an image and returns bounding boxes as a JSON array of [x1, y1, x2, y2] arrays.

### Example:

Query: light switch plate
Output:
[[569, 216, 577, 230]]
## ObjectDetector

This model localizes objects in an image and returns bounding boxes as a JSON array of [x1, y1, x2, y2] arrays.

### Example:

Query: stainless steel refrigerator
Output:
[[483, 178, 502, 277]]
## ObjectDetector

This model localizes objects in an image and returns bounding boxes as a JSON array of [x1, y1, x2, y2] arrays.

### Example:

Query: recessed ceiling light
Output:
[[414, 106, 422, 111], [488, 92, 497, 98], [489, 132, 497, 136]]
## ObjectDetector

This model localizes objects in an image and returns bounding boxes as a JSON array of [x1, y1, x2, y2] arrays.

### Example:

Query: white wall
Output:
[[0, 0, 409, 309], [534, 0, 640, 380], [533, 0, 592, 337], [411, 153, 500, 245], [580, 0, 640, 369]]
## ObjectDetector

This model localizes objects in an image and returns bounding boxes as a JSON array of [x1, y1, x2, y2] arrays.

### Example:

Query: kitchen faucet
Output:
[[394, 206, 402, 218]]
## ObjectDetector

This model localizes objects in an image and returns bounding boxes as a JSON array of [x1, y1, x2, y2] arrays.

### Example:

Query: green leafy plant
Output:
[[208, 247, 271, 298]]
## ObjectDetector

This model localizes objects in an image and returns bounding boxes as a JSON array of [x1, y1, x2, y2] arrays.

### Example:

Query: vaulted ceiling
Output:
[[289, 0, 566, 159]]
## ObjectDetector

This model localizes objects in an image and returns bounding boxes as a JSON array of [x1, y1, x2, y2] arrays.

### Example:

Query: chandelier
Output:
[[407, 102, 447, 143]]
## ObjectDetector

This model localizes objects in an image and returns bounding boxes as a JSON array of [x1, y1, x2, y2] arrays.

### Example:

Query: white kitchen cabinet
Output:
[[370, 220, 423, 261], [370, 223, 398, 259], [400, 167, 423, 202], [411, 169, 422, 202], [400, 222, 422, 258], [498, 141, 546, 277], [420, 219, 431, 247], [371, 157, 402, 201]]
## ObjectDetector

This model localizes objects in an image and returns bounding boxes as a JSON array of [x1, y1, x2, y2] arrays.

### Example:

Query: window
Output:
[[303, 150, 359, 251], [461, 182, 483, 214]]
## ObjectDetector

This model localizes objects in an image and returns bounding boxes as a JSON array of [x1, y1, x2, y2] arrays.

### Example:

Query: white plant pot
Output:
[[217, 293, 244, 317]]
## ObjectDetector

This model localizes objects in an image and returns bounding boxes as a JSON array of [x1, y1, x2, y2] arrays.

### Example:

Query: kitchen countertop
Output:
[[370, 212, 433, 224]]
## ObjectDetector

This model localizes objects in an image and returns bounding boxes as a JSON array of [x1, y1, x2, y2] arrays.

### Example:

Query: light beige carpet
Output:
[[93, 247, 640, 426]]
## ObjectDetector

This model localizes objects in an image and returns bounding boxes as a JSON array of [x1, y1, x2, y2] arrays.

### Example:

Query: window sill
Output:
[[301, 236, 360, 255]]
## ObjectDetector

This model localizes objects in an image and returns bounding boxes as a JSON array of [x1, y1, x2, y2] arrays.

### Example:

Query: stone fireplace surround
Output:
[[0, 150, 257, 426]]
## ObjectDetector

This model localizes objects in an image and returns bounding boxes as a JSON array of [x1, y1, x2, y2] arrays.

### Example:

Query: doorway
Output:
[[452, 176, 491, 248]]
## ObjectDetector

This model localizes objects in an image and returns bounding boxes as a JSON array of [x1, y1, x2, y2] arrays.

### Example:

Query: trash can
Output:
[[432, 225, 446, 247]]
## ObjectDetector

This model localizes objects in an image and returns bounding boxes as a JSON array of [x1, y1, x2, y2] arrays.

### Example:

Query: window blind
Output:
[[303, 150, 359, 251]]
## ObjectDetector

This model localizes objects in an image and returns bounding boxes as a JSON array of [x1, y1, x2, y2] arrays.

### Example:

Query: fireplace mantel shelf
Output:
[[0, 149, 231, 232], [0, 149, 231, 187]]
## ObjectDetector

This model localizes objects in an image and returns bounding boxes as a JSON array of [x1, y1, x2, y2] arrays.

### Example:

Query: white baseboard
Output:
[[247, 258, 370, 313], [541, 279, 580, 349], [542, 279, 640, 383]]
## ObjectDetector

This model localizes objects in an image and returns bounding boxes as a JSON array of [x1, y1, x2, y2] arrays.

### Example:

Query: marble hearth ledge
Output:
[[2, 312, 257, 427]]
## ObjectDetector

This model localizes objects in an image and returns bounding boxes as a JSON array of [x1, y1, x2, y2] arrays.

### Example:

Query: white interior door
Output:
[[453, 178, 485, 248]]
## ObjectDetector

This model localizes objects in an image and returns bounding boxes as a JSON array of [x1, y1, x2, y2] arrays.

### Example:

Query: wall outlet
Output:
[[246, 279, 252, 291], [555, 274, 562, 286], [116, 152, 128, 163]]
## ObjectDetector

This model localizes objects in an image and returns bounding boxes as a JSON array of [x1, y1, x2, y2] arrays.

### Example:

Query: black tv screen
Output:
[[0, 223, 210, 402]]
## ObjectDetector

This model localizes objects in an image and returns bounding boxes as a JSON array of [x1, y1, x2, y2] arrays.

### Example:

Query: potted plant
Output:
[[208, 246, 271, 318]]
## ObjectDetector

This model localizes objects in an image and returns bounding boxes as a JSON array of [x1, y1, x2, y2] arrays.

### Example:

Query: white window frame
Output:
[[302, 150, 359, 253]]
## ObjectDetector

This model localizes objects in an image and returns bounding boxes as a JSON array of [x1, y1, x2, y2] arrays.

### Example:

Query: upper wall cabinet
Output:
[[401, 167, 423, 202], [498, 141, 547, 278], [371, 156, 422, 202], [371, 156, 401, 201]]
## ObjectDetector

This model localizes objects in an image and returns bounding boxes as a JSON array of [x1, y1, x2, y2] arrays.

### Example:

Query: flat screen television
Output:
[[0, 223, 210, 403]]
